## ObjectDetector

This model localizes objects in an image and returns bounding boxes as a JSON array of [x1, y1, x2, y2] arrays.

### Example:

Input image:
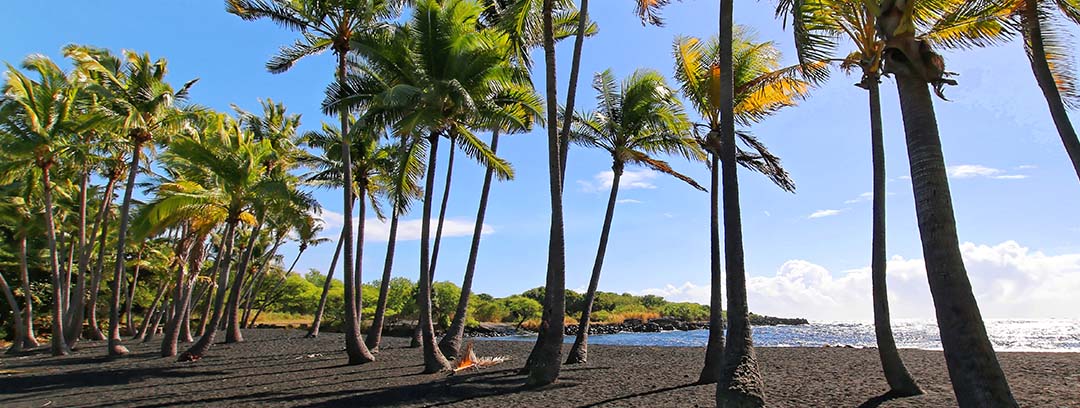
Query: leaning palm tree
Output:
[[64, 45, 197, 356], [876, 0, 1017, 405], [1, 56, 103, 356], [327, 0, 524, 373], [564, 69, 705, 364], [226, 0, 405, 365], [671, 30, 804, 388], [777, 0, 1010, 396], [0, 182, 43, 351]]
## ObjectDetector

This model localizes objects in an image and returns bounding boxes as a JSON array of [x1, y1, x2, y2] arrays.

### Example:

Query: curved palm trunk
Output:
[[698, 154, 725, 384], [107, 142, 144, 356], [344, 179, 375, 364], [418, 134, 453, 373], [241, 238, 282, 327], [123, 251, 144, 337], [716, 0, 765, 405], [248, 245, 305, 328], [142, 300, 168, 342], [411, 140, 456, 347], [366, 211, 400, 351], [865, 77, 922, 396], [565, 163, 622, 364], [80, 177, 117, 342], [2, 271, 26, 354], [134, 278, 171, 340], [225, 213, 265, 344], [526, 0, 567, 386], [179, 220, 239, 361], [86, 178, 117, 341], [893, 71, 1017, 407], [558, 0, 589, 187], [161, 233, 198, 357], [42, 166, 70, 356], [439, 130, 501, 359], [17, 236, 39, 348], [1022, 1, 1080, 184], [307, 228, 346, 338], [64, 170, 90, 347]]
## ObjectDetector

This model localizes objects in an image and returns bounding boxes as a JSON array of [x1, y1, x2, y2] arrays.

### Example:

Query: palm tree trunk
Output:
[[161, 233, 195, 356], [124, 251, 143, 337], [17, 236, 40, 348], [81, 176, 117, 342], [135, 279, 171, 341], [108, 141, 144, 356], [526, 0, 567, 386], [2, 271, 26, 354], [565, 162, 622, 364], [64, 170, 91, 347], [143, 300, 168, 342], [865, 76, 922, 396], [307, 227, 346, 338], [345, 177, 375, 364], [558, 0, 589, 187], [241, 239, 282, 327], [195, 273, 216, 337], [893, 71, 1017, 407], [41, 166, 70, 356], [226, 213, 265, 344], [439, 130, 501, 359], [716, 0, 765, 404], [86, 177, 117, 341], [1022, 0, 1080, 184], [366, 211, 400, 351], [179, 220, 239, 361], [418, 133, 453, 372], [428, 139, 457, 281], [249, 246, 305, 328], [699, 153, 725, 385]]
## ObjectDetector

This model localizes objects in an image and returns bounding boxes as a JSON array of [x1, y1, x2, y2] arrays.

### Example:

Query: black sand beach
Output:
[[1, 329, 1076, 407]]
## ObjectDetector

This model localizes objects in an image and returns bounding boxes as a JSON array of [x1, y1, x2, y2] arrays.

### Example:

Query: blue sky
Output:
[[5, 1, 1079, 321]]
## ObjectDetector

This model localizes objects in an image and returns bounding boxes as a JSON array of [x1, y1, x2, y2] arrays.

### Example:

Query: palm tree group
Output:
[[10, 0, 1078, 405]]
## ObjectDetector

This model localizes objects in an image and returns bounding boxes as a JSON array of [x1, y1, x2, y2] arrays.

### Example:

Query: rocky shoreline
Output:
[[463, 315, 810, 338]]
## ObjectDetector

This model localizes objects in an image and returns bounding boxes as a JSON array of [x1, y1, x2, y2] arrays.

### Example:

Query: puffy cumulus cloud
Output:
[[638, 241, 1080, 321], [577, 169, 658, 192], [317, 210, 492, 242]]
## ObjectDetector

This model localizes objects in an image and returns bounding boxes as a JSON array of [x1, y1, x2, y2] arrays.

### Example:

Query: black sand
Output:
[[1, 329, 1076, 407]]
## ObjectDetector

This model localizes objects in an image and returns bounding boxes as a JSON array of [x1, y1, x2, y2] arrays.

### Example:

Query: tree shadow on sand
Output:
[[0, 366, 227, 396], [578, 382, 704, 407], [857, 391, 923, 408]]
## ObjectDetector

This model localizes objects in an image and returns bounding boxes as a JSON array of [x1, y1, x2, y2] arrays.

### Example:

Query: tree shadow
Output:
[[578, 382, 703, 407], [856, 391, 921, 408], [0, 366, 227, 396]]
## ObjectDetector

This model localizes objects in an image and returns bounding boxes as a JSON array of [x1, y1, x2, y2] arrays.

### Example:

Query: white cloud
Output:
[[616, 199, 643, 204], [947, 164, 1028, 180], [763, 211, 771, 217], [640, 241, 1080, 320], [808, 209, 844, 219], [844, 192, 873, 204], [317, 210, 492, 242], [577, 169, 658, 193], [1016, 164, 1038, 170]]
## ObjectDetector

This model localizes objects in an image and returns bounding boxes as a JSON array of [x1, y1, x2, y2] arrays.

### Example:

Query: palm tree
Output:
[[0, 183, 42, 351], [328, 0, 524, 373], [367, 138, 423, 351], [226, 0, 406, 364], [876, 1, 1017, 405], [563, 69, 704, 364], [670, 29, 804, 388], [1, 56, 102, 356], [65, 45, 197, 356]]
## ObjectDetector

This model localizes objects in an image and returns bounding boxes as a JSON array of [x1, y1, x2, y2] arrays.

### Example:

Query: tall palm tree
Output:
[[65, 45, 197, 356], [367, 138, 423, 351], [0, 183, 42, 351], [328, 0, 524, 373], [226, 0, 406, 364], [1, 56, 102, 356], [877, 1, 1017, 405], [670, 30, 803, 387], [564, 69, 704, 364]]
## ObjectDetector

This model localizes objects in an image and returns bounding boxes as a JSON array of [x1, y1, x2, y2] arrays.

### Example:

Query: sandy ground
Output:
[[0, 329, 1076, 407]]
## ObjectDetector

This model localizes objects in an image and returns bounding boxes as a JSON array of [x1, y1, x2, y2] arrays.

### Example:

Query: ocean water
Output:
[[479, 319, 1080, 352]]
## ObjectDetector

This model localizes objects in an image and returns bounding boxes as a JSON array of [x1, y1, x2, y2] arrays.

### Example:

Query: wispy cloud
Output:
[[616, 199, 643, 204], [844, 192, 873, 204], [808, 209, 844, 219], [1016, 164, 1038, 170], [577, 169, 659, 193], [947, 164, 1028, 180]]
